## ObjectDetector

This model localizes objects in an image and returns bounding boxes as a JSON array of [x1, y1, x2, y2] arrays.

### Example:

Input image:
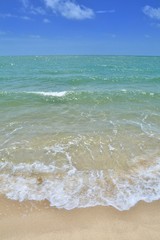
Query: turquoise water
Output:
[[0, 55, 160, 210]]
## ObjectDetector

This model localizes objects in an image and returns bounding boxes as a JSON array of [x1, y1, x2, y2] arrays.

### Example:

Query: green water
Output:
[[0, 56, 160, 210]]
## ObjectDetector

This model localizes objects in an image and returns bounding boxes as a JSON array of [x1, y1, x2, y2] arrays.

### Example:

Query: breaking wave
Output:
[[0, 158, 160, 211]]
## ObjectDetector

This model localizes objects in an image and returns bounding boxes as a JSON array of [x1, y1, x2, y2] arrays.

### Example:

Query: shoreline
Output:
[[0, 196, 160, 240]]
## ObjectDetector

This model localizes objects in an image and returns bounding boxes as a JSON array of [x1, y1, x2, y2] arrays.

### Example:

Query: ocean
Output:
[[0, 55, 160, 210]]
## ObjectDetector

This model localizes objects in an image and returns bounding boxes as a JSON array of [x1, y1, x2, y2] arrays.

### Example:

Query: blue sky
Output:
[[0, 0, 160, 55]]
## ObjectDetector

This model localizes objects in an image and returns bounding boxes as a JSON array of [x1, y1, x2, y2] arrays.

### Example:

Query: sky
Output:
[[0, 0, 160, 55]]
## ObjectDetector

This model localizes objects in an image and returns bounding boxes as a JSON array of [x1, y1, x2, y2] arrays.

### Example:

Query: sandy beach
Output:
[[0, 196, 160, 240]]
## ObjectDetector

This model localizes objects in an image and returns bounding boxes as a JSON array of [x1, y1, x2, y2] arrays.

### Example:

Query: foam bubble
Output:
[[26, 91, 68, 97], [121, 89, 127, 92], [0, 158, 160, 211]]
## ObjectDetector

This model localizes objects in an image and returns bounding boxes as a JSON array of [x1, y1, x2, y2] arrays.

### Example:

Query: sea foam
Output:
[[26, 91, 68, 97], [0, 158, 160, 211]]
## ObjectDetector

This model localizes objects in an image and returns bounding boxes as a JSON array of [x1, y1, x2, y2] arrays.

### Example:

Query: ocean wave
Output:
[[0, 89, 159, 97], [26, 91, 69, 97], [0, 158, 160, 211], [0, 90, 160, 106]]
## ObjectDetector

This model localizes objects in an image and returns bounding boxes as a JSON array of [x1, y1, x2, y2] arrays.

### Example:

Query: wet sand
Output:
[[0, 196, 160, 240]]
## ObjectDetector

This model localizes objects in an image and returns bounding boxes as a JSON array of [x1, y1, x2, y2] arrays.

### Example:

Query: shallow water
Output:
[[0, 55, 160, 210]]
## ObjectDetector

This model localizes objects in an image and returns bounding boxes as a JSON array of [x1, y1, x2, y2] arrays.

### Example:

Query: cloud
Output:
[[106, 33, 116, 39], [19, 0, 94, 20], [151, 22, 160, 28], [96, 10, 115, 14], [43, 18, 51, 23], [145, 34, 151, 38], [20, 0, 46, 15], [30, 6, 46, 15], [44, 0, 94, 20], [0, 13, 31, 20], [20, 16, 32, 20], [20, 0, 29, 8], [29, 34, 41, 39], [143, 5, 160, 20], [0, 13, 16, 18]]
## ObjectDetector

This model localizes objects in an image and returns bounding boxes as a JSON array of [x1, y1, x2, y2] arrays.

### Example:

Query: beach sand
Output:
[[0, 196, 160, 240]]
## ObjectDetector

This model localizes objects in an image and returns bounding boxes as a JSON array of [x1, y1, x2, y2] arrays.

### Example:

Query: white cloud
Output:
[[106, 33, 116, 39], [151, 22, 160, 28], [0, 13, 16, 18], [20, 0, 29, 8], [145, 34, 151, 38], [143, 5, 160, 20], [20, 0, 46, 15], [30, 6, 46, 15], [96, 10, 115, 14], [29, 35, 41, 39], [43, 18, 51, 23], [20, 16, 32, 20], [0, 13, 31, 20], [44, 0, 94, 20], [111, 34, 116, 38]]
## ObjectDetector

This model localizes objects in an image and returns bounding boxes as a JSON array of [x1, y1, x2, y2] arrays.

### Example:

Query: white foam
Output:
[[108, 144, 115, 151], [26, 91, 68, 97], [121, 89, 127, 93], [0, 158, 160, 211]]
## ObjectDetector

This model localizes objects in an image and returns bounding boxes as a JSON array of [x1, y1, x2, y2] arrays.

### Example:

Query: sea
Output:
[[0, 55, 160, 210]]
